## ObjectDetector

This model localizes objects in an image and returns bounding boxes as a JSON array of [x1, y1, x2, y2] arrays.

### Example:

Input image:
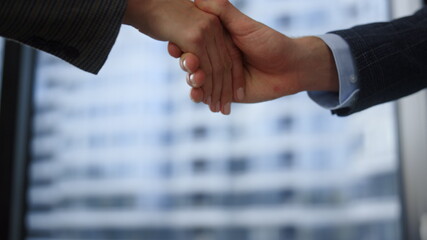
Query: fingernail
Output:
[[183, 59, 188, 70], [237, 88, 244, 101], [186, 74, 191, 85], [207, 96, 212, 105], [189, 73, 196, 86], [180, 59, 185, 70], [223, 102, 231, 115], [215, 102, 221, 112]]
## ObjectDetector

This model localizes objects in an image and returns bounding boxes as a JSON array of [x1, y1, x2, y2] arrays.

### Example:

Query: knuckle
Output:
[[199, 19, 212, 32], [206, 14, 219, 25], [199, 15, 220, 32], [229, 47, 241, 60], [186, 31, 204, 45], [219, 0, 229, 7]]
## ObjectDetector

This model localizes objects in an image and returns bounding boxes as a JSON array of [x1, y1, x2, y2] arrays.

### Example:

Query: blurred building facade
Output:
[[26, 0, 401, 240]]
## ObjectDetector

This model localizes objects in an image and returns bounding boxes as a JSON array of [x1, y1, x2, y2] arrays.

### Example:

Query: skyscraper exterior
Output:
[[27, 0, 401, 239]]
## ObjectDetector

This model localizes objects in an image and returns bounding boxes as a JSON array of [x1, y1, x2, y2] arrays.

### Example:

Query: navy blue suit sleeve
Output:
[[330, 7, 427, 116]]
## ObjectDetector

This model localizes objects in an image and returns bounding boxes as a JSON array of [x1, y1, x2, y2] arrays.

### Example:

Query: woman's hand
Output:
[[123, 0, 245, 115]]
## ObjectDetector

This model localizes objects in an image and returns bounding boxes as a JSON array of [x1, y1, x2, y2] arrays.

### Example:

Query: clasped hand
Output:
[[124, 0, 339, 115]]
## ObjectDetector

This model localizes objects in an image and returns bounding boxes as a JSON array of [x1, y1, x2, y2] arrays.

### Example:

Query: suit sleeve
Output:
[[330, 7, 427, 116], [0, 0, 127, 74]]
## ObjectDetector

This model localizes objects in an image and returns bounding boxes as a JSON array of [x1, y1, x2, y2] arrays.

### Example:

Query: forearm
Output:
[[294, 36, 339, 93], [123, 0, 167, 40], [266, 35, 339, 96]]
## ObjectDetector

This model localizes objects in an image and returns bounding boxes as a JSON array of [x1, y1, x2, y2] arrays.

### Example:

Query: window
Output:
[[192, 158, 209, 174], [280, 226, 298, 240], [278, 151, 295, 168], [192, 126, 208, 139], [305, 188, 342, 206], [189, 193, 213, 207], [228, 157, 249, 174], [276, 115, 294, 132]]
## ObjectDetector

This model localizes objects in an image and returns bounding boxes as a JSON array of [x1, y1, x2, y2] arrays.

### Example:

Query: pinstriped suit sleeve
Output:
[[0, 0, 127, 74], [330, 7, 427, 116]]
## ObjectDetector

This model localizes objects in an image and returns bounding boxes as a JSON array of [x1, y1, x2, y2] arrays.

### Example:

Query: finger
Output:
[[184, 32, 212, 105], [190, 88, 204, 103], [169, 16, 212, 105], [220, 61, 232, 115], [168, 42, 183, 58], [180, 52, 201, 73], [207, 17, 228, 113], [224, 31, 245, 102], [220, 35, 236, 115], [186, 69, 205, 88], [199, 50, 213, 105]]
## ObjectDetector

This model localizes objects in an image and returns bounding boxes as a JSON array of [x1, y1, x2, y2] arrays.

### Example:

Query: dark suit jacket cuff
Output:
[[0, 0, 127, 74]]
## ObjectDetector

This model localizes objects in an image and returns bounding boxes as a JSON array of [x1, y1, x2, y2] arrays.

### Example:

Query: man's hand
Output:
[[170, 0, 339, 104], [123, 0, 244, 114]]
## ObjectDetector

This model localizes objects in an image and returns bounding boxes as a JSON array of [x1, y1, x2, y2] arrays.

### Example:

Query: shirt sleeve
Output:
[[307, 34, 359, 110]]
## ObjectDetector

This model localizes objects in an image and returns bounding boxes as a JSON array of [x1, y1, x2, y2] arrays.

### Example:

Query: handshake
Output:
[[123, 0, 339, 115]]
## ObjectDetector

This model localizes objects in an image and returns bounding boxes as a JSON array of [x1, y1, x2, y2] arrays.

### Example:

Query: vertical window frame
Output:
[[0, 41, 37, 240]]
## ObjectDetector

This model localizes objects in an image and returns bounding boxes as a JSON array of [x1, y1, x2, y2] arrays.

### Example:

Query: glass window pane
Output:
[[26, 0, 401, 240]]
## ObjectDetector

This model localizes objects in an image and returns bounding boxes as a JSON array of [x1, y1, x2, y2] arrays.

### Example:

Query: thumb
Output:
[[194, 0, 261, 37]]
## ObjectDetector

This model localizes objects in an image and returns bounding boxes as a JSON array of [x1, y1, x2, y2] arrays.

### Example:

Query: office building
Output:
[[26, 0, 400, 239]]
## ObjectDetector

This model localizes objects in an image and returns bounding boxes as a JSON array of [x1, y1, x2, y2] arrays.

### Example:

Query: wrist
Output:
[[295, 36, 339, 92], [123, 0, 155, 27], [123, 0, 136, 26], [123, 0, 171, 41]]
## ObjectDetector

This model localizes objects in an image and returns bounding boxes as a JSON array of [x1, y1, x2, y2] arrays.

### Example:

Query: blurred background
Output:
[[3, 0, 426, 240], [25, 0, 401, 239]]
